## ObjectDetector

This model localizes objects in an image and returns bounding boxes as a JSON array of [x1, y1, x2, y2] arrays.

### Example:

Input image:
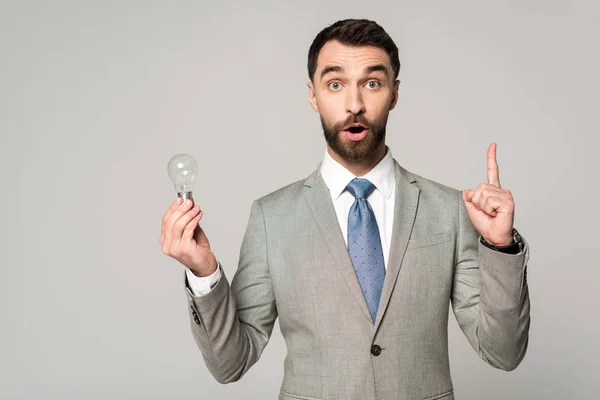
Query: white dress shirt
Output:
[[186, 147, 396, 296]]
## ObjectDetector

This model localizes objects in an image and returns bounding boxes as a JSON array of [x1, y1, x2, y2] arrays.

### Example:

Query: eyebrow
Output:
[[366, 64, 389, 76], [319, 64, 389, 80], [320, 65, 344, 79]]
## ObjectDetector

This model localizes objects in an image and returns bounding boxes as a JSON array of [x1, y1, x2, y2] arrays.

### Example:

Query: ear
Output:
[[307, 81, 319, 112], [389, 79, 400, 110]]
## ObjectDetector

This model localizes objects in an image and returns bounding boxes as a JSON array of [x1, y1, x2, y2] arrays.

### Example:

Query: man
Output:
[[160, 19, 530, 400]]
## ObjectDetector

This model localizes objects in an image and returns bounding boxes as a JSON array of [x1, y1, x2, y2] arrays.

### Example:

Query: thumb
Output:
[[461, 190, 477, 212], [195, 224, 211, 249], [462, 189, 474, 203]]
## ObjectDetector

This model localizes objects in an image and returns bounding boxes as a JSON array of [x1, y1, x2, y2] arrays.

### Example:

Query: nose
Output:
[[345, 86, 365, 116]]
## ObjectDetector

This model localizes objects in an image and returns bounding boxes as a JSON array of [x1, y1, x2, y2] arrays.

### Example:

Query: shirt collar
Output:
[[320, 146, 396, 200]]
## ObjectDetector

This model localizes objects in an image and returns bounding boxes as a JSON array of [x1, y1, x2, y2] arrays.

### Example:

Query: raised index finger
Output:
[[487, 142, 501, 187]]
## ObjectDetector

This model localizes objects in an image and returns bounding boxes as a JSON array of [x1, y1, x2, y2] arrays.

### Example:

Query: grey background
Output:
[[1, 0, 598, 399]]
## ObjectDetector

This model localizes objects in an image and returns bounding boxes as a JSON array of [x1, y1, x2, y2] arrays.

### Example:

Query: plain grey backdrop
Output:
[[1, 0, 598, 399]]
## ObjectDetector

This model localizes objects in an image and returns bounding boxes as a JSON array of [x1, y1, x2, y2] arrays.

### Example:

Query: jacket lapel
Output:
[[302, 160, 420, 328], [302, 166, 373, 324], [374, 161, 420, 331]]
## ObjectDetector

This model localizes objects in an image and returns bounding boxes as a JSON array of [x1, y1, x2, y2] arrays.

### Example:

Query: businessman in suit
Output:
[[160, 19, 530, 400]]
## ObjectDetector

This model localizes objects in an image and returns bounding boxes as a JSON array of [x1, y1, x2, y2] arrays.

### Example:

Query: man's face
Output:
[[308, 40, 399, 162]]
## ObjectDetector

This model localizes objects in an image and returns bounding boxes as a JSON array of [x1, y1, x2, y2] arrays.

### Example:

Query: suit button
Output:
[[371, 345, 382, 356], [193, 316, 201, 325]]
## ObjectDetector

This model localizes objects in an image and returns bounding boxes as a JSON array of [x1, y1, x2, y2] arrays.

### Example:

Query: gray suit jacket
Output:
[[185, 160, 530, 400]]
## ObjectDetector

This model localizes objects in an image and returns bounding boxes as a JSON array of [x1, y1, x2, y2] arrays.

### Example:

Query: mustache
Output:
[[332, 115, 372, 132]]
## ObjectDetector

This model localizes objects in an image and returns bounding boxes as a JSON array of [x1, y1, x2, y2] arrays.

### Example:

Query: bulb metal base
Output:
[[178, 191, 194, 203]]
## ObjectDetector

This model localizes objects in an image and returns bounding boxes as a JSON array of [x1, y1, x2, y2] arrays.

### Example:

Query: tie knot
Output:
[[346, 178, 376, 199]]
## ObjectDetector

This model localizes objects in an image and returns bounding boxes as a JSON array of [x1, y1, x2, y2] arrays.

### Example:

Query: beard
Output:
[[321, 113, 387, 162]]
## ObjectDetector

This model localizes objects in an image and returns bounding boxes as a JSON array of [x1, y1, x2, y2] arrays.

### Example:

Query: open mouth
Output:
[[344, 123, 368, 134], [348, 126, 365, 134], [342, 124, 369, 141]]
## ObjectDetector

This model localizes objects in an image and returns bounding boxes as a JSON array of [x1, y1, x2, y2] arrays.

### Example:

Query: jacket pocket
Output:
[[423, 388, 454, 400], [407, 231, 452, 250], [280, 390, 324, 400]]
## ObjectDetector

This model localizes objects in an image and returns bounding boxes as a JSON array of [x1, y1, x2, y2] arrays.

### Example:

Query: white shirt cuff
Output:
[[185, 263, 222, 297]]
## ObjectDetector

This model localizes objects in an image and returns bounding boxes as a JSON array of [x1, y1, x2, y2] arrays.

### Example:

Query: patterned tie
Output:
[[346, 178, 386, 323]]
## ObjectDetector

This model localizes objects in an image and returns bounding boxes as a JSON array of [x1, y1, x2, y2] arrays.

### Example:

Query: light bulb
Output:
[[167, 153, 198, 202]]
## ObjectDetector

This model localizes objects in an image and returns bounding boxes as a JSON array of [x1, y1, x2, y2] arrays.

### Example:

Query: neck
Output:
[[327, 143, 387, 177]]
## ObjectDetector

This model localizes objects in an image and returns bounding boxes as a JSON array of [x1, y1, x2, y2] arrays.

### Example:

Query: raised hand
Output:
[[461, 143, 515, 246], [160, 197, 217, 277]]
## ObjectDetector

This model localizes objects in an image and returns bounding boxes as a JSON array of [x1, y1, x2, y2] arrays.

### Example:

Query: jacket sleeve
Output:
[[451, 191, 531, 371], [184, 199, 277, 383]]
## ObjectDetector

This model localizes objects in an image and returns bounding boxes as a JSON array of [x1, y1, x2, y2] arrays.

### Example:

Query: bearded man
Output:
[[160, 18, 530, 400]]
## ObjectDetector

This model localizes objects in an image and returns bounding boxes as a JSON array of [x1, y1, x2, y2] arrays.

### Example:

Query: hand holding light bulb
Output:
[[160, 154, 217, 277]]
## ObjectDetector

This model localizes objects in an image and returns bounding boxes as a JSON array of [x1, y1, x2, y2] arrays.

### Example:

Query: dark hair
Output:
[[307, 19, 400, 82]]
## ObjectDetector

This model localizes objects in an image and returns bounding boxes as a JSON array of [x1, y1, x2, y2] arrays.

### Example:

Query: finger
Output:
[[473, 183, 510, 202], [487, 143, 501, 187], [164, 200, 196, 249], [480, 196, 504, 217], [170, 205, 201, 250], [163, 197, 183, 223], [470, 190, 498, 216], [472, 183, 513, 215], [182, 211, 203, 242], [161, 198, 184, 245], [462, 190, 479, 213], [163, 198, 189, 248], [462, 189, 475, 203]]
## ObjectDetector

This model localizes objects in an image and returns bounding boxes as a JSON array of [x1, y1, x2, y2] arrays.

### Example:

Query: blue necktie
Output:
[[346, 178, 386, 323]]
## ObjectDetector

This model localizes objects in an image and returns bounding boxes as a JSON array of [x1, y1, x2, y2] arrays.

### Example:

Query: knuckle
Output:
[[175, 219, 188, 231], [163, 217, 174, 230]]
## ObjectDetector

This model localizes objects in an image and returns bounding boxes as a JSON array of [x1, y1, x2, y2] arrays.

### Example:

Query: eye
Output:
[[328, 81, 342, 91], [366, 81, 381, 89]]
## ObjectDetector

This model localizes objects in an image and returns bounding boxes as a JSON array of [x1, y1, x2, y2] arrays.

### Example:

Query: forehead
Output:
[[316, 40, 391, 77]]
